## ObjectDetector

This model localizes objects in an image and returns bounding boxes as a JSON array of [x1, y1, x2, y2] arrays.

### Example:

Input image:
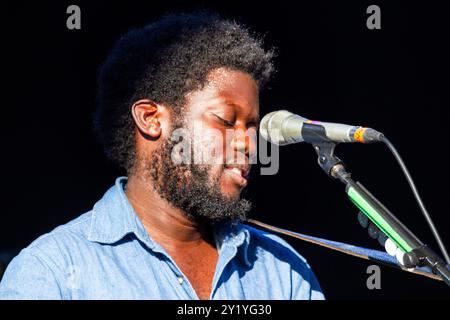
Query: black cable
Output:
[[381, 136, 450, 265]]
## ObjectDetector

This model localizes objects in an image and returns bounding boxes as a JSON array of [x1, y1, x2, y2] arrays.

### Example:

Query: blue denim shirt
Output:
[[0, 177, 324, 300]]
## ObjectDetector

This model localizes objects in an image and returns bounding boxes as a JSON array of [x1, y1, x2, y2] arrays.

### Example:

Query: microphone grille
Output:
[[259, 110, 294, 145]]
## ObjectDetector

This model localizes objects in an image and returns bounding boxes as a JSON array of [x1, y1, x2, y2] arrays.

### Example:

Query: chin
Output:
[[220, 187, 242, 200]]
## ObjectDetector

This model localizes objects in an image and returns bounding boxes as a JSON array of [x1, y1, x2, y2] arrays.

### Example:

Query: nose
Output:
[[229, 127, 257, 162]]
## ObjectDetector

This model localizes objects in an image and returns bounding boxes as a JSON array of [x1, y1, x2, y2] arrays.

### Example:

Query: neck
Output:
[[125, 173, 214, 249]]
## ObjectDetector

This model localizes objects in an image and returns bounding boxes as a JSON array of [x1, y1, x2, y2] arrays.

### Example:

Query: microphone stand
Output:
[[302, 123, 450, 287]]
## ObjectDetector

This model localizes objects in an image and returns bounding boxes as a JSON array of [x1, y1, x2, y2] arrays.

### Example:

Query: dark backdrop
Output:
[[3, 0, 449, 299]]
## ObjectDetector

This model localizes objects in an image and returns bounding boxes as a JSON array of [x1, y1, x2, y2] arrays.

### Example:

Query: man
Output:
[[0, 12, 324, 299]]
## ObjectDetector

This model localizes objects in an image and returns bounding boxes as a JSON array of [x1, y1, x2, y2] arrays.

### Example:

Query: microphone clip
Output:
[[303, 122, 346, 180]]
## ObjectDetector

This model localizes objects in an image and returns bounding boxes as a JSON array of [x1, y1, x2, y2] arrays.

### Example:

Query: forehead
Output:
[[184, 68, 260, 116]]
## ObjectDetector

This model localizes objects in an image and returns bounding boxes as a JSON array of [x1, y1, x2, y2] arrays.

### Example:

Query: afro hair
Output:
[[94, 11, 275, 172]]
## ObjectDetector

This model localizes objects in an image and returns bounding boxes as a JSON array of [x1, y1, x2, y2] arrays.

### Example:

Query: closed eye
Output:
[[212, 114, 235, 127]]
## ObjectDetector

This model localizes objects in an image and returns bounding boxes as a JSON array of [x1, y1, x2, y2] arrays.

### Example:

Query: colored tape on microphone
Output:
[[353, 127, 368, 143]]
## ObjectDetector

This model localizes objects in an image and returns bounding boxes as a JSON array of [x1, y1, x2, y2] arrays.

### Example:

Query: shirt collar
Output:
[[87, 177, 252, 267], [214, 221, 252, 267], [87, 177, 153, 248]]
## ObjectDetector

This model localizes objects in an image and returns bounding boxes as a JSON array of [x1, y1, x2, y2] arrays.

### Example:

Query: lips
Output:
[[224, 164, 250, 188], [224, 164, 250, 179]]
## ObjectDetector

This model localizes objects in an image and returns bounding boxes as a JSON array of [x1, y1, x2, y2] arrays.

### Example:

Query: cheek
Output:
[[192, 128, 227, 165]]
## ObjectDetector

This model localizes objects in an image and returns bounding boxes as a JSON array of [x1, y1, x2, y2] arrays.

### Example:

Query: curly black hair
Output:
[[94, 11, 275, 172]]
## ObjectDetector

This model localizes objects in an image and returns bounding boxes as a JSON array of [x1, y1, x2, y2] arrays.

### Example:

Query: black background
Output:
[[3, 0, 449, 299]]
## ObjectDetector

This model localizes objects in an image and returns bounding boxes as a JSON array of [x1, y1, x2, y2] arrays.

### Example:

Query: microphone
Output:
[[260, 110, 384, 145]]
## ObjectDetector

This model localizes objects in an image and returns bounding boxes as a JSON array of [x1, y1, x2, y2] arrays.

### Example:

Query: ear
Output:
[[131, 99, 163, 139]]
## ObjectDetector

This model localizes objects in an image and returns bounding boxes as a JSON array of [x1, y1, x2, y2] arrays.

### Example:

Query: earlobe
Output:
[[131, 99, 162, 138]]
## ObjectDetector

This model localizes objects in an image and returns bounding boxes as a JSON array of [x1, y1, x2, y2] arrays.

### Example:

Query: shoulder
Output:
[[25, 211, 94, 260], [242, 223, 325, 300], [0, 212, 94, 299]]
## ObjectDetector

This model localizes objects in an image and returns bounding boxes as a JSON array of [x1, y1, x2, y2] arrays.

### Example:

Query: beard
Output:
[[144, 126, 252, 224]]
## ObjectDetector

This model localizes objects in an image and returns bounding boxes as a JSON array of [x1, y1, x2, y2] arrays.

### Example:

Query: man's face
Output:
[[147, 68, 259, 222], [185, 68, 259, 198]]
